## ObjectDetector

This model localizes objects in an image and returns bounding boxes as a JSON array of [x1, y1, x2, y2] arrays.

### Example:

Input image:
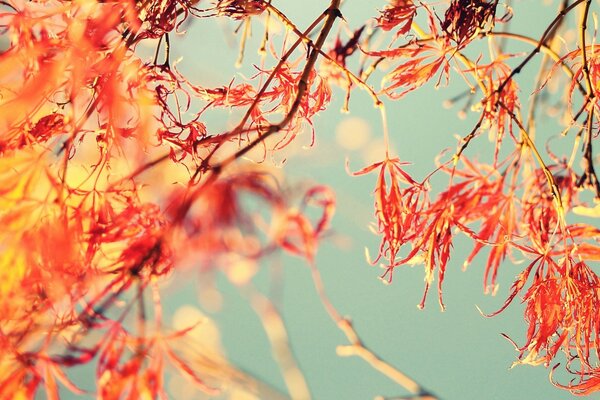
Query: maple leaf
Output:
[[442, 0, 498, 46], [446, 158, 518, 294], [368, 42, 451, 99], [350, 157, 426, 278], [273, 186, 335, 262], [376, 0, 417, 37], [465, 57, 521, 162]]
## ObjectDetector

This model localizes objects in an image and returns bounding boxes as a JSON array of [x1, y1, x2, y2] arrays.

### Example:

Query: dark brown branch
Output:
[[576, 106, 600, 198], [210, 2, 343, 172], [496, 0, 585, 95]]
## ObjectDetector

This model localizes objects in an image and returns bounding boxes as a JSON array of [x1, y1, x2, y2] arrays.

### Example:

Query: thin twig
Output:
[[496, 0, 586, 95], [579, 0, 594, 98], [308, 263, 438, 398], [499, 102, 566, 226], [576, 105, 600, 198], [247, 287, 312, 400]]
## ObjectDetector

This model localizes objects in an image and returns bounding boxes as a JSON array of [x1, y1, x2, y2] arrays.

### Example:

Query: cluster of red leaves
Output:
[[362, 0, 592, 355], [369, 40, 452, 99], [485, 243, 600, 396], [441, 0, 498, 46], [559, 45, 600, 110], [250, 61, 332, 149], [468, 58, 520, 162], [0, 152, 179, 397], [368, 1, 511, 101], [376, 0, 417, 37], [350, 157, 426, 275], [356, 143, 600, 388], [214, 0, 267, 20], [164, 58, 331, 161], [319, 26, 365, 87], [168, 170, 335, 269], [0, 0, 159, 156], [0, 1, 339, 398], [0, 155, 333, 399], [354, 156, 513, 309], [134, 0, 199, 39], [151, 65, 211, 163], [368, 7, 453, 99], [5, 0, 600, 397]]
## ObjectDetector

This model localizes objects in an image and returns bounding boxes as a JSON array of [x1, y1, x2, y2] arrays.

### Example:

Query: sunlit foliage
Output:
[[2, 0, 600, 398]]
